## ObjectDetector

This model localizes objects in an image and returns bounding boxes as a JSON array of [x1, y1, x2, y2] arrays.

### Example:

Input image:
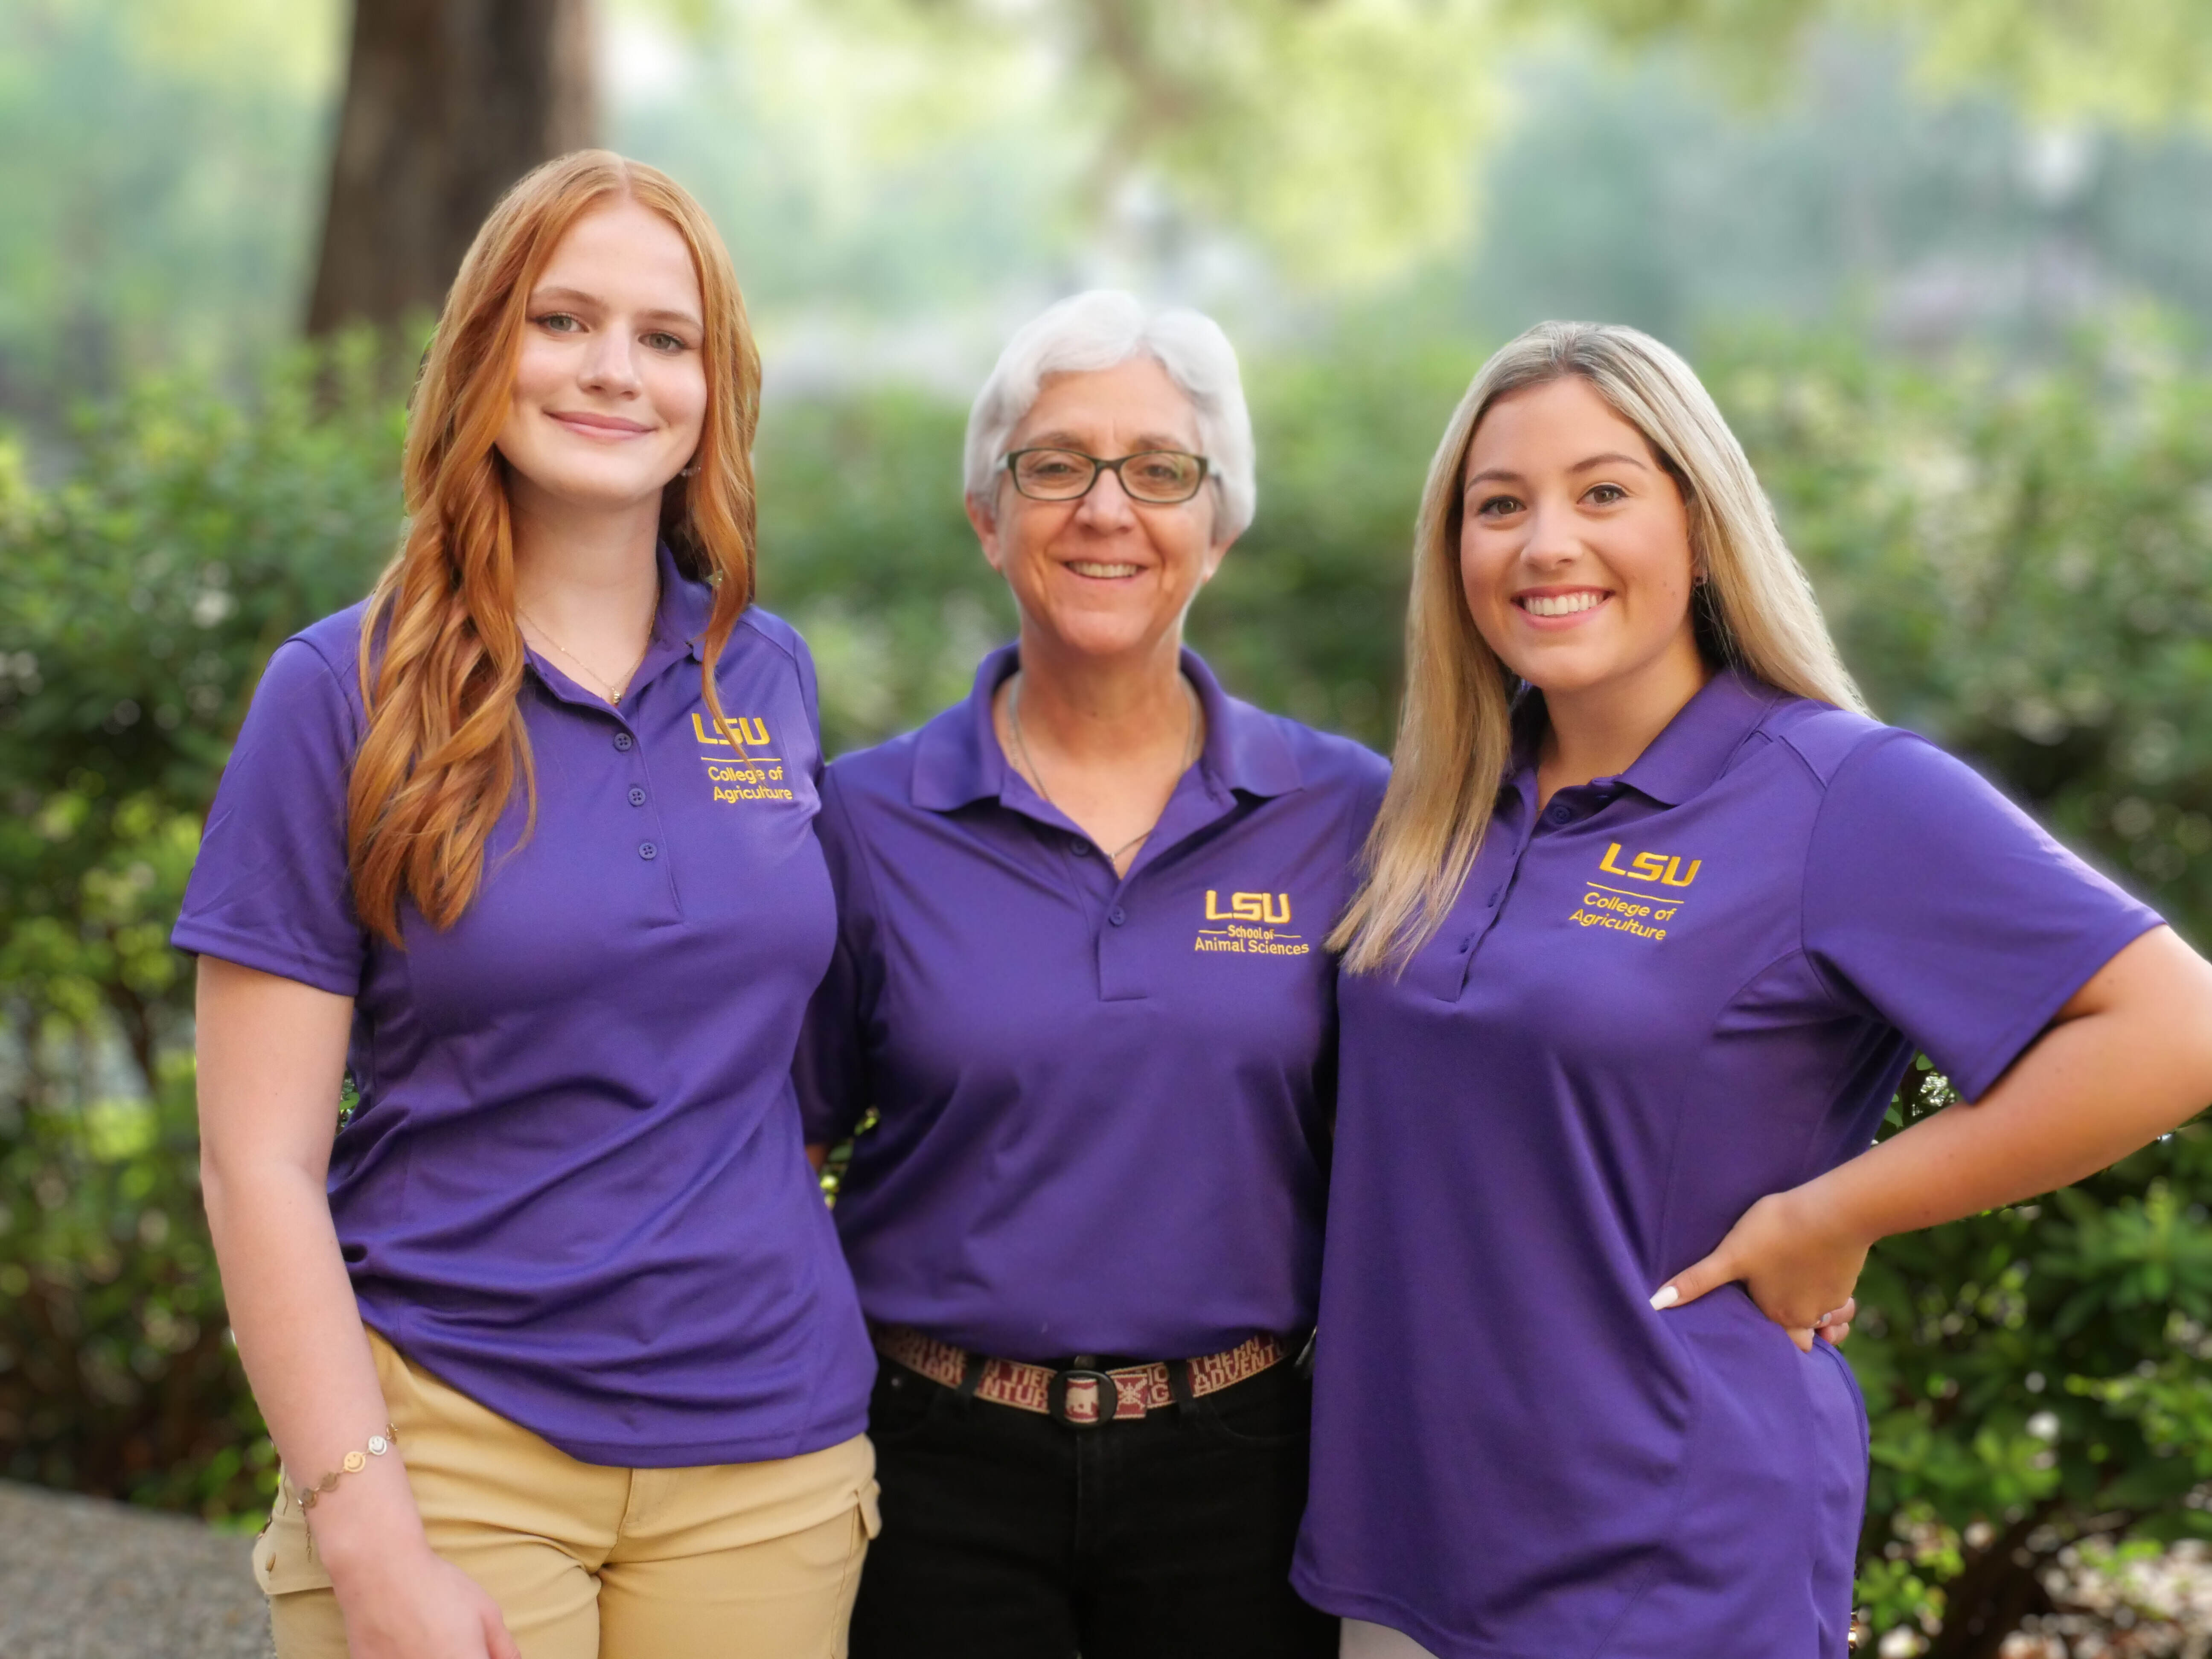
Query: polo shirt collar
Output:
[[1615, 667, 1780, 805], [667, 544, 717, 663], [1505, 667, 1780, 807], [911, 643, 1304, 814], [624, 542, 712, 694], [1190, 649, 1304, 800]]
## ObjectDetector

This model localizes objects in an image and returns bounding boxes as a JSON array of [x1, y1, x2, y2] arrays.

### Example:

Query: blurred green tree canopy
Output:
[[905, 0, 1503, 287], [0, 0, 338, 422], [1542, 0, 2212, 126], [15, 0, 2212, 435]]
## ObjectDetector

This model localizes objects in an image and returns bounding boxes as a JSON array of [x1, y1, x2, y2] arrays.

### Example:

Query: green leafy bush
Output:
[[0, 340, 401, 1516], [0, 318, 2207, 1659]]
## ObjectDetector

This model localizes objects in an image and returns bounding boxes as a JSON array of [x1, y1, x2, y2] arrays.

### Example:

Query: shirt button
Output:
[[1069, 838, 1090, 856], [1546, 803, 1575, 824], [613, 732, 634, 752], [1108, 907, 1127, 927], [639, 841, 658, 861], [628, 786, 647, 807], [1487, 888, 1502, 906]]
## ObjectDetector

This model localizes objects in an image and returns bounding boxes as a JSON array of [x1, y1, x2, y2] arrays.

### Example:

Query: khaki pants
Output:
[[256, 1330, 879, 1659], [1340, 1620, 1437, 1658]]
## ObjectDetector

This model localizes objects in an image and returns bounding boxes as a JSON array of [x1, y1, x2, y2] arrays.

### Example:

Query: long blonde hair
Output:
[[347, 151, 763, 944], [1331, 320, 1868, 975]]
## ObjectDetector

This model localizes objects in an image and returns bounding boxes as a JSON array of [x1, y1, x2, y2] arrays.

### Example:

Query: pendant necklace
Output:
[[1007, 669, 1202, 867], [520, 586, 659, 706]]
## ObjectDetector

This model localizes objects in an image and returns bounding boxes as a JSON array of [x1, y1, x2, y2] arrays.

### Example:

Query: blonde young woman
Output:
[[174, 153, 876, 1659], [1292, 321, 2212, 1659]]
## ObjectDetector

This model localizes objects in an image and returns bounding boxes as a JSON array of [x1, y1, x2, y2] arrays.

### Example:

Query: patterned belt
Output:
[[872, 1324, 1288, 1428]]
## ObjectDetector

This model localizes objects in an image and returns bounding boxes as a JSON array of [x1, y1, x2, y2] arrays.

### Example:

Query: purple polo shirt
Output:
[[1295, 670, 2162, 1659], [172, 548, 876, 1467], [794, 646, 1389, 1361]]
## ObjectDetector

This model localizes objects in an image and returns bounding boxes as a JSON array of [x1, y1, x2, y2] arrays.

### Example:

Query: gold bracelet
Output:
[[284, 1423, 398, 1511]]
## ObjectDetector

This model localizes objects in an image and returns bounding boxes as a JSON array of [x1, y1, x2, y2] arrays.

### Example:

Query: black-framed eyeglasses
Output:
[[1004, 447, 1211, 505]]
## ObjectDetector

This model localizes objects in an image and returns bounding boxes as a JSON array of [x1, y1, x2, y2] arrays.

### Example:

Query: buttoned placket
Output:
[[1436, 774, 1631, 1000], [525, 647, 685, 921], [998, 763, 1242, 1004]]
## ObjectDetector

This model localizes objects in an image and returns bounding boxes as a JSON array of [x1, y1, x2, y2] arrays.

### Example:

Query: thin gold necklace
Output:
[[1007, 670, 1203, 866], [519, 589, 658, 706]]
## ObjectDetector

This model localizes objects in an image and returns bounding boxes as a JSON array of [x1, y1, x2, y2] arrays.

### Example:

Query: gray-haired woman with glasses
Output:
[[794, 290, 1387, 1657]]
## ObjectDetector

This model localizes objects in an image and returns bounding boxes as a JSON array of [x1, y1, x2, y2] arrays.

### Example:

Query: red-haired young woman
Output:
[[175, 153, 879, 1659]]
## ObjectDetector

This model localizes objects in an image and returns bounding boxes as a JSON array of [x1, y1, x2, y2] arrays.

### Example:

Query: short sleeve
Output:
[[790, 627, 826, 788], [791, 769, 877, 1144], [742, 607, 825, 786], [171, 638, 370, 996], [1803, 731, 2163, 1101]]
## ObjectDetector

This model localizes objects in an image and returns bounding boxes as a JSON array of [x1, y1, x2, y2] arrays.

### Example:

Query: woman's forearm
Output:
[[201, 1154, 427, 1569], [1807, 926, 2212, 1249], [195, 956, 429, 1577], [1657, 928, 2212, 1344]]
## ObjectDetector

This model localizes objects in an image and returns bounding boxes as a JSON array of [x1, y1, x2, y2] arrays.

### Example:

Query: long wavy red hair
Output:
[[348, 151, 762, 943]]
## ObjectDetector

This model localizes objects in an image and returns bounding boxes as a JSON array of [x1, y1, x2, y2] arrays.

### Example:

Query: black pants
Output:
[[849, 1353, 1338, 1659]]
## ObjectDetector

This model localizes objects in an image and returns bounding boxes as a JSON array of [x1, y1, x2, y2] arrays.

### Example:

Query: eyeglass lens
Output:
[[1010, 448, 1207, 504]]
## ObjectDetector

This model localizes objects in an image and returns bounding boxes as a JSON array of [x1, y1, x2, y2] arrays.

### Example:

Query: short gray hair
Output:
[[962, 290, 1257, 540]]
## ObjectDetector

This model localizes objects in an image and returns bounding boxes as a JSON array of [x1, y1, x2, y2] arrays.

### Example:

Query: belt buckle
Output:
[[1048, 1365, 1121, 1429]]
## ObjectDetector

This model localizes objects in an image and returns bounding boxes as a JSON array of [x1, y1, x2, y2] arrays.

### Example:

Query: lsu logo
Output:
[[691, 712, 772, 748], [1598, 843, 1701, 888], [1194, 888, 1309, 956], [1205, 890, 1292, 925]]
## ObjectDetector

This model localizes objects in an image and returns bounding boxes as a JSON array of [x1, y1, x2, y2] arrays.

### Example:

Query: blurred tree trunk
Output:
[[1920, 1505, 2061, 1659], [306, 0, 597, 335]]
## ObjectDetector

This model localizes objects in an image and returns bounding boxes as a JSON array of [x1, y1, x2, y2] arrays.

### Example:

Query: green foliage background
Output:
[[6, 6, 2212, 1650], [2, 315, 2208, 1654], [0, 341, 400, 1513]]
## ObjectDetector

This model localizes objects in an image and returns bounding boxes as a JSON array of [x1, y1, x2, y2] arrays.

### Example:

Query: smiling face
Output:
[[1458, 374, 1704, 704], [969, 354, 1231, 666], [495, 198, 708, 519]]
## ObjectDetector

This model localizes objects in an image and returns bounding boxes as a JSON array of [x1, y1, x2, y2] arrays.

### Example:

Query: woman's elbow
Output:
[[197, 1133, 322, 1238], [2113, 927, 2212, 1116]]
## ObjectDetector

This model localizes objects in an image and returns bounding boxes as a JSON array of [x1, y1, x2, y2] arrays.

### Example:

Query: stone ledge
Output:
[[0, 1481, 270, 1659]]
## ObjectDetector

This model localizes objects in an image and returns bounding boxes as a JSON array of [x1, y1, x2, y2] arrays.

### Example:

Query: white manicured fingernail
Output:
[[1649, 1285, 1679, 1311]]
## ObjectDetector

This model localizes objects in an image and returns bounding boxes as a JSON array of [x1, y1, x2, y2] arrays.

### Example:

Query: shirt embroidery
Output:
[[1194, 890, 1310, 955], [692, 710, 795, 803], [1568, 844, 1699, 942], [1598, 841, 1702, 887]]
